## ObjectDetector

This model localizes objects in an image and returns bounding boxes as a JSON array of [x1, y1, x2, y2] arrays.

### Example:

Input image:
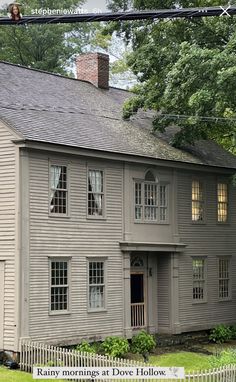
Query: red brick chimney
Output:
[[76, 53, 109, 89]]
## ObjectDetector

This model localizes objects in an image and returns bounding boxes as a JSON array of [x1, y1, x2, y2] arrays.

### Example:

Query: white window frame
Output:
[[87, 169, 105, 219], [134, 180, 169, 224], [218, 257, 231, 301], [49, 163, 69, 216], [217, 182, 228, 223], [192, 257, 207, 303], [192, 180, 204, 222], [49, 257, 71, 315], [87, 258, 107, 312]]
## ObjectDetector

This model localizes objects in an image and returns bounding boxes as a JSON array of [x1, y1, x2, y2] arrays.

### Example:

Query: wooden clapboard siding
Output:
[[0, 121, 17, 350], [28, 152, 124, 344], [157, 254, 171, 332], [177, 170, 236, 332]]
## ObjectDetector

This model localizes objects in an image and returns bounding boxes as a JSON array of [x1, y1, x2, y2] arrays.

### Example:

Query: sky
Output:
[[83, 0, 108, 13]]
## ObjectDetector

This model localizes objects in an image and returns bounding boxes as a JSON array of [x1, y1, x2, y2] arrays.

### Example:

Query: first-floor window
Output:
[[50, 259, 69, 312], [219, 258, 230, 300], [88, 260, 105, 310], [192, 258, 206, 301]]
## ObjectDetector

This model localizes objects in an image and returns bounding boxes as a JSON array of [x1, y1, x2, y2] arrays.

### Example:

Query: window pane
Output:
[[89, 261, 105, 309], [192, 181, 203, 221], [218, 183, 228, 222], [51, 261, 68, 311], [219, 258, 230, 299], [50, 165, 67, 214], [88, 170, 104, 216], [193, 259, 205, 300]]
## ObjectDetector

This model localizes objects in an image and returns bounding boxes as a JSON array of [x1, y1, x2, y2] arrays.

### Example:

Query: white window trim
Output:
[[134, 179, 169, 224], [87, 167, 106, 220], [48, 257, 71, 315], [191, 179, 205, 224], [87, 257, 107, 313], [192, 256, 207, 304], [48, 162, 70, 218], [218, 256, 232, 301], [217, 181, 229, 224]]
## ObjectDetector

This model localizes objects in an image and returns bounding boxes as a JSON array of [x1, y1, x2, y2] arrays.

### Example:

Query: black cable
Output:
[[0, 6, 236, 25]]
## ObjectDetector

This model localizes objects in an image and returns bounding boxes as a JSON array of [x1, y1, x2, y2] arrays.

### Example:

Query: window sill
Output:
[[134, 221, 169, 225], [192, 300, 207, 305], [191, 220, 206, 225], [218, 298, 232, 302], [87, 309, 107, 313], [87, 216, 106, 221], [49, 311, 71, 316], [49, 214, 70, 219]]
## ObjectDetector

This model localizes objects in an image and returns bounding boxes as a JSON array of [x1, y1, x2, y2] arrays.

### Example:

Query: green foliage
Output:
[[131, 330, 156, 355], [107, 0, 236, 150], [76, 340, 97, 354], [101, 336, 130, 357], [209, 324, 232, 344], [230, 325, 236, 340], [0, 0, 100, 74], [209, 349, 236, 368]]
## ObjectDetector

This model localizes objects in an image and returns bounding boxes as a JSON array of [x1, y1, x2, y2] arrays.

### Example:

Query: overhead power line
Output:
[[0, 5, 236, 25]]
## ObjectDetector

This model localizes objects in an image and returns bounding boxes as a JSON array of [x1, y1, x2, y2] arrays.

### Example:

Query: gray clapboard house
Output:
[[0, 53, 236, 353]]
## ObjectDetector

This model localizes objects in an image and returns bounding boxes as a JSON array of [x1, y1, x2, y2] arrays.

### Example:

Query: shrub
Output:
[[131, 330, 156, 355], [210, 349, 236, 368], [101, 336, 129, 358], [209, 324, 232, 344], [230, 324, 236, 340], [76, 340, 97, 354]]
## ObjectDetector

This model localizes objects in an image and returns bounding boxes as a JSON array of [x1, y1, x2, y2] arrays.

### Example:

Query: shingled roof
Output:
[[0, 60, 236, 170]]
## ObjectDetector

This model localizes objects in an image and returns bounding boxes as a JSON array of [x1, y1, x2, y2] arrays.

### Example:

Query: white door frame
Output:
[[0, 261, 4, 350]]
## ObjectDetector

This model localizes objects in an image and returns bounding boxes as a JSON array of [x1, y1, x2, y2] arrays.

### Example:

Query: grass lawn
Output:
[[0, 366, 64, 382], [149, 351, 211, 372]]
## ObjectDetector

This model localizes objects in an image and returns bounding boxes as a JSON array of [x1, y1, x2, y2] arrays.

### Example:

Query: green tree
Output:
[[107, 0, 236, 150], [0, 1, 98, 75]]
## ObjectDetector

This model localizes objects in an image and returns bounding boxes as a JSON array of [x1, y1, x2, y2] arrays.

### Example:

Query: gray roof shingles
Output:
[[0, 61, 236, 170]]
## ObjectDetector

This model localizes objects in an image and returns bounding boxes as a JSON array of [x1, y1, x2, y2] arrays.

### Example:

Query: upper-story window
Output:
[[50, 165, 68, 215], [192, 180, 204, 222], [134, 171, 168, 223], [217, 183, 228, 222], [88, 170, 104, 217]]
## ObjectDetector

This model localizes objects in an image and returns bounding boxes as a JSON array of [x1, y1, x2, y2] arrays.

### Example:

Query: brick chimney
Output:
[[76, 53, 109, 89]]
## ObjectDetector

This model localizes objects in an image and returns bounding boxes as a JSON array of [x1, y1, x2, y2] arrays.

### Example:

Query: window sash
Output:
[[50, 260, 69, 312], [88, 170, 104, 217], [219, 258, 230, 299], [135, 181, 168, 223], [50, 165, 67, 214], [192, 259, 205, 301], [192, 180, 204, 221], [217, 183, 228, 222], [88, 261, 105, 310]]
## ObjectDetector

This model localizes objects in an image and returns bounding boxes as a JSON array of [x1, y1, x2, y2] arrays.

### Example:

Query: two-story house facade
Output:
[[0, 53, 236, 353]]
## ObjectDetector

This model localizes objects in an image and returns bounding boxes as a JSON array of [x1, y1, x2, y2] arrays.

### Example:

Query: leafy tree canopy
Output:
[[0, 0, 99, 74], [107, 0, 236, 151]]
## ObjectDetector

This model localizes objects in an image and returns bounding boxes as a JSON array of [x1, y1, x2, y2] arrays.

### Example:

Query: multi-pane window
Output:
[[88, 170, 104, 217], [219, 258, 230, 299], [192, 180, 204, 222], [217, 183, 228, 222], [88, 261, 105, 310], [192, 258, 206, 301], [50, 260, 69, 312], [50, 165, 67, 214], [135, 179, 168, 223]]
